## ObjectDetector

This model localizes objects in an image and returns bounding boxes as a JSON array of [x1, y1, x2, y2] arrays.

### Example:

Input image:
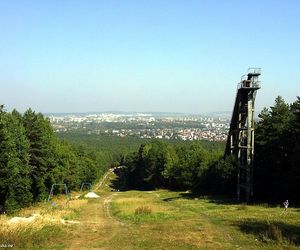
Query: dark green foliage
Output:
[[200, 156, 236, 195], [0, 106, 110, 213], [0, 110, 32, 213], [23, 109, 57, 201], [255, 96, 300, 204], [122, 140, 227, 192], [58, 133, 226, 191]]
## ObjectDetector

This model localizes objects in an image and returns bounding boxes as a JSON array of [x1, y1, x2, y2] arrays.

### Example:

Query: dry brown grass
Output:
[[113, 195, 169, 216], [135, 206, 152, 215], [0, 197, 88, 249]]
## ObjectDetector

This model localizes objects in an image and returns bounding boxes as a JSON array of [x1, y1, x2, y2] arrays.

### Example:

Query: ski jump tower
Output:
[[225, 68, 261, 202]]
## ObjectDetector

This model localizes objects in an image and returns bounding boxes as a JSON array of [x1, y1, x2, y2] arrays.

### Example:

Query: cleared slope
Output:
[[1, 170, 300, 249]]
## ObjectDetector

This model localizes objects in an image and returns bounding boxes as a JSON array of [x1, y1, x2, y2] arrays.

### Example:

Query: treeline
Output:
[[58, 132, 225, 167], [57, 133, 151, 166], [121, 140, 234, 194], [0, 106, 110, 213], [121, 96, 300, 204], [254, 96, 300, 203]]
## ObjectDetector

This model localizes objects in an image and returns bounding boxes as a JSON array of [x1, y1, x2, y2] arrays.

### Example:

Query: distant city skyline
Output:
[[49, 112, 230, 142], [45, 111, 231, 116], [1, 1, 299, 114]]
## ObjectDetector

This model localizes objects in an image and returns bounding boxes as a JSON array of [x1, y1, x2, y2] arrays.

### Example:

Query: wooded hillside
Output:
[[0, 106, 110, 213]]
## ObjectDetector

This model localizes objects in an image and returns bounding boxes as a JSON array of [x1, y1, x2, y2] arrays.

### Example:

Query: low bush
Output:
[[266, 224, 283, 242], [135, 206, 152, 215]]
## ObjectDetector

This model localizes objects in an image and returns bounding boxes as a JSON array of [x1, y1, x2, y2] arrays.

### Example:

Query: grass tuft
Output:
[[135, 206, 152, 215], [266, 223, 283, 242]]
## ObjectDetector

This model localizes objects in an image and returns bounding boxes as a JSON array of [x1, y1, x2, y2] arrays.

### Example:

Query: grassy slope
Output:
[[1, 171, 299, 249], [110, 190, 300, 249]]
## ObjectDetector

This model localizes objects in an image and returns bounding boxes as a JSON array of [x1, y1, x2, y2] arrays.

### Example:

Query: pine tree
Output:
[[23, 109, 57, 201], [0, 110, 32, 213], [286, 97, 300, 202], [255, 96, 293, 202]]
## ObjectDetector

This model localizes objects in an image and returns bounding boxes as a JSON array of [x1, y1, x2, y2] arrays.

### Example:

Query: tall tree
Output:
[[23, 109, 57, 201], [255, 96, 294, 202], [0, 110, 32, 213]]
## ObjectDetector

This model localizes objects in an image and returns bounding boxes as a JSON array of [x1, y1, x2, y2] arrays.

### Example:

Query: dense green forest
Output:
[[57, 132, 225, 164], [120, 139, 234, 193], [254, 96, 300, 204], [120, 96, 300, 205], [0, 107, 110, 213], [57, 133, 150, 163]]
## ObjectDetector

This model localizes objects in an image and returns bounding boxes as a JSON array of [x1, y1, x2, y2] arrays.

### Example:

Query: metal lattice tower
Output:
[[225, 68, 261, 202]]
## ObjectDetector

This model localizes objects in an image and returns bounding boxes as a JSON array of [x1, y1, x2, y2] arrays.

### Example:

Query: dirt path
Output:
[[7, 169, 299, 249], [62, 194, 123, 250], [53, 171, 234, 249], [59, 170, 126, 250], [103, 194, 124, 226], [96, 168, 115, 190]]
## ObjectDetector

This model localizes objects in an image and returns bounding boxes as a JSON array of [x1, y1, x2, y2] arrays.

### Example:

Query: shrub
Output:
[[265, 224, 283, 242], [134, 206, 152, 215]]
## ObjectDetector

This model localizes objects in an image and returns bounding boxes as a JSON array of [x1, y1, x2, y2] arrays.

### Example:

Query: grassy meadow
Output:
[[0, 171, 299, 249], [110, 190, 300, 249]]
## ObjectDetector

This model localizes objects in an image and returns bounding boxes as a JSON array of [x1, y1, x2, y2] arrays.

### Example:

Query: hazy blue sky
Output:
[[0, 0, 299, 114]]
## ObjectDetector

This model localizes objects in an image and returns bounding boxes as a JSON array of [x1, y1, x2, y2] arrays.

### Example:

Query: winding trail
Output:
[[103, 193, 124, 226], [96, 168, 115, 190], [52, 169, 252, 250], [60, 170, 126, 250]]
